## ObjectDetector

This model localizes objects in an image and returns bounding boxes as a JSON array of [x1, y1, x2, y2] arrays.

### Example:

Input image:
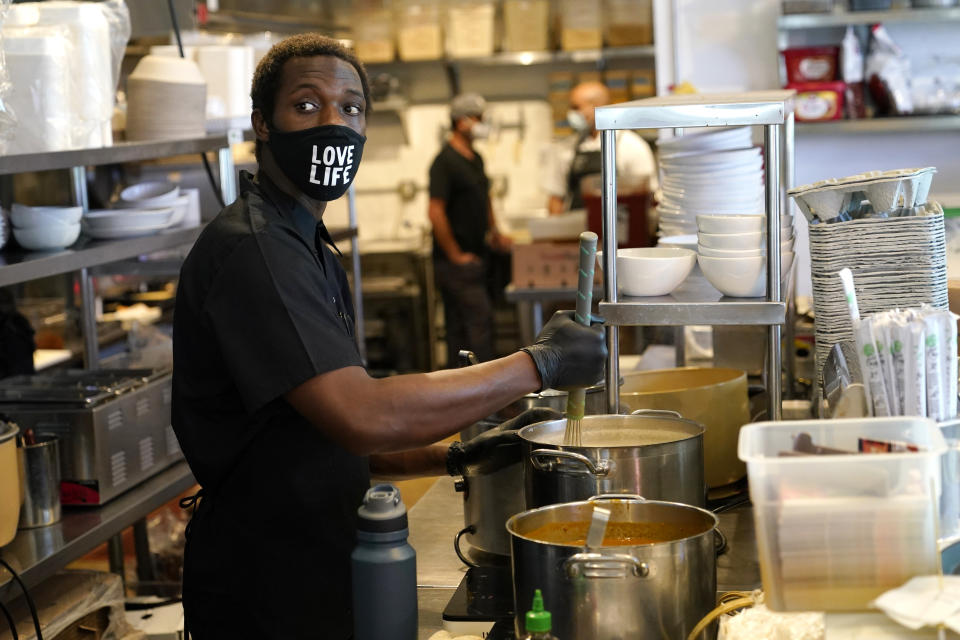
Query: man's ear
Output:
[[252, 109, 270, 143]]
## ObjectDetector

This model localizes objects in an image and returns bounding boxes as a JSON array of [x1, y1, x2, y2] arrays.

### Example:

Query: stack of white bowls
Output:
[[10, 204, 82, 251], [695, 214, 795, 298], [657, 127, 761, 237], [126, 55, 207, 141], [83, 181, 182, 240]]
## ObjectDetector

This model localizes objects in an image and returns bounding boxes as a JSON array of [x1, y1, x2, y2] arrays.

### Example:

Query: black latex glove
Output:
[[520, 310, 607, 392], [447, 407, 562, 477]]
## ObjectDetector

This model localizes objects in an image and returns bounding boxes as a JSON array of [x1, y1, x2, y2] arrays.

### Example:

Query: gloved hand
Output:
[[520, 310, 607, 391], [446, 407, 562, 477]]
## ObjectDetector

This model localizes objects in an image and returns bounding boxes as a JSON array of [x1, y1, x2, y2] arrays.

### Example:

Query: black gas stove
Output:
[[442, 565, 515, 638]]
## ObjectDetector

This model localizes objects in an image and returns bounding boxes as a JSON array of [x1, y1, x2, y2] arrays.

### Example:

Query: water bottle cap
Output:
[[357, 483, 408, 533], [525, 589, 552, 634]]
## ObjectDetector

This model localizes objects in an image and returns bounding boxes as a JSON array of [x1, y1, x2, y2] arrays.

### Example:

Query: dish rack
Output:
[[594, 90, 796, 421]]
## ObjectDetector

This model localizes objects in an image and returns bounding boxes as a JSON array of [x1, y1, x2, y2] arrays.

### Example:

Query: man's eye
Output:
[[296, 102, 318, 112], [344, 104, 363, 116]]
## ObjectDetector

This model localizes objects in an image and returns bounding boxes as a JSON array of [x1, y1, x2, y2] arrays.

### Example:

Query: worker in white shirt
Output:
[[543, 81, 657, 215]]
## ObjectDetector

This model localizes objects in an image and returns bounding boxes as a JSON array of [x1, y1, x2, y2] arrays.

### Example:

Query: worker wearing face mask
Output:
[[428, 93, 512, 365], [543, 81, 658, 215]]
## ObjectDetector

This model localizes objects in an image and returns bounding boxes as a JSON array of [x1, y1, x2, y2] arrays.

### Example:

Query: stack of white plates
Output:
[[808, 207, 948, 378], [657, 127, 763, 237], [82, 181, 182, 239]]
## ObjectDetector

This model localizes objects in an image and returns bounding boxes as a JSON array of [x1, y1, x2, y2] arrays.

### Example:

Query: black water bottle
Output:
[[351, 483, 417, 640]]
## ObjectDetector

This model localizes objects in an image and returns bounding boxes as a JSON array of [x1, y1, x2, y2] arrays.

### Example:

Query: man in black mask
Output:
[[172, 34, 606, 639]]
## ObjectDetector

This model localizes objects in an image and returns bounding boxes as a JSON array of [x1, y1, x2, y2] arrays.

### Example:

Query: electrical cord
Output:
[[166, 0, 227, 210], [0, 599, 18, 640], [0, 558, 42, 640]]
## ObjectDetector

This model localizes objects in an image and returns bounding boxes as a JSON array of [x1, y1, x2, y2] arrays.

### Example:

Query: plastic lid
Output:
[[525, 589, 551, 634], [356, 483, 408, 533]]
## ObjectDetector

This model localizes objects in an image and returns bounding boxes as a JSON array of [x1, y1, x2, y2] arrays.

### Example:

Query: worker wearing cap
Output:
[[428, 93, 511, 364], [543, 81, 657, 214]]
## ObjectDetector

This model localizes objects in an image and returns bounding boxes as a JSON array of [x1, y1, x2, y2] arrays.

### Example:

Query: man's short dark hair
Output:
[[250, 33, 371, 160]]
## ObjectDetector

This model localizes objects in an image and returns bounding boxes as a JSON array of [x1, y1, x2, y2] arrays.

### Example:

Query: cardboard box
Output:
[[512, 242, 583, 289], [605, 70, 631, 104], [630, 69, 656, 99]]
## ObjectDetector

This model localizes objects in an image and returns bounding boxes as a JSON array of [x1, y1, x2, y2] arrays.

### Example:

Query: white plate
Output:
[[84, 220, 173, 240], [84, 207, 175, 230], [658, 127, 753, 154]]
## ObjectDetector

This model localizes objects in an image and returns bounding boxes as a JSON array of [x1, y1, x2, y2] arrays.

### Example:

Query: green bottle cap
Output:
[[525, 589, 552, 634]]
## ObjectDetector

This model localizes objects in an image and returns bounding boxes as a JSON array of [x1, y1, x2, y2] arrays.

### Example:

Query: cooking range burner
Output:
[[442, 566, 513, 636]]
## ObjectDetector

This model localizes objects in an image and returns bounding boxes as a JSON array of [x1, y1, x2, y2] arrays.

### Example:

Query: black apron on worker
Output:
[[172, 171, 369, 639], [565, 132, 603, 211]]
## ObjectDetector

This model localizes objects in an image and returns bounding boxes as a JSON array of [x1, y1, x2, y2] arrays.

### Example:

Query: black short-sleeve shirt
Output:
[[172, 171, 369, 638], [428, 143, 490, 258]]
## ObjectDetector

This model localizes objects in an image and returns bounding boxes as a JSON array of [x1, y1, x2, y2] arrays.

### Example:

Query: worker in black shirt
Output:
[[172, 34, 605, 639], [428, 93, 511, 364]]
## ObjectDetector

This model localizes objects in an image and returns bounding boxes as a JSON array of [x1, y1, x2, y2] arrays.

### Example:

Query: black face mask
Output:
[[266, 124, 366, 201]]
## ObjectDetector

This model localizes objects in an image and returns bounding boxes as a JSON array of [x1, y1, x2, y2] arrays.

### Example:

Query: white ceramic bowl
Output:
[[698, 230, 795, 250], [697, 242, 794, 258], [10, 204, 82, 228], [598, 247, 696, 297], [696, 214, 793, 234], [657, 234, 698, 250], [698, 252, 795, 298], [120, 181, 180, 208], [13, 222, 80, 251]]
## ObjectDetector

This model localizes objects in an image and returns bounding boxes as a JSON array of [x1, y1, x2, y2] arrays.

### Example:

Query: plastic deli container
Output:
[[738, 417, 946, 612], [787, 81, 846, 122], [782, 46, 839, 84]]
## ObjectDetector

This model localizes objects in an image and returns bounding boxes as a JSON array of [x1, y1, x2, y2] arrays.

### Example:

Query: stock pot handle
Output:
[[588, 494, 647, 503], [565, 553, 649, 579], [530, 449, 611, 476], [630, 409, 682, 419]]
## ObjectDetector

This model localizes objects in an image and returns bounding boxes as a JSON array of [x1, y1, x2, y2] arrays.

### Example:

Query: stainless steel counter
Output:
[[408, 477, 761, 638]]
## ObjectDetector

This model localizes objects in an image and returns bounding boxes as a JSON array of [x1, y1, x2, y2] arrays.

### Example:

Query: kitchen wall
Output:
[[321, 99, 556, 241]]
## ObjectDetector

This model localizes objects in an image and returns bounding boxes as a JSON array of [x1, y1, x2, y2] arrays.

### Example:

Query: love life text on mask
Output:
[[310, 144, 355, 187]]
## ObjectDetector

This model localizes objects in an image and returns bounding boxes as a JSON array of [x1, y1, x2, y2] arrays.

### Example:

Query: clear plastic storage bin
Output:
[[397, 0, 443, 61], [559, 0, 602, 51], [502, 0, 550, 52], [445, 0, 495, 58], [738, 417, 946, 612]]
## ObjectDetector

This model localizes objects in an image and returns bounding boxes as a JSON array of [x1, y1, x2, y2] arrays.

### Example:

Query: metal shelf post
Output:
[[347, 184, 366, 364], [602, 129, 620, 415], [765, 124, 783, 421]]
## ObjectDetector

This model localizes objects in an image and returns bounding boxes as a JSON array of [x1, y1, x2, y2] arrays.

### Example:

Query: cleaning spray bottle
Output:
[[524, 589, 558, 640]]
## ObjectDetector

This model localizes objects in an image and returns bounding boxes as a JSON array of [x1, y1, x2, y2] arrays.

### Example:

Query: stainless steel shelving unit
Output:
[[0, 134, 236, 176], [0, 462, 196, 600], [797, 115, 960, 135], [778, 6, 960, 29], [366, 45, 655, 70], [595, 90, 796, 420]]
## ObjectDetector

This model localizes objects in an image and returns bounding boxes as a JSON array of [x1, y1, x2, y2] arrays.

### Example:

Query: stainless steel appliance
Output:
[[506, 496, 718, 640], [0, 369, 180, 505]]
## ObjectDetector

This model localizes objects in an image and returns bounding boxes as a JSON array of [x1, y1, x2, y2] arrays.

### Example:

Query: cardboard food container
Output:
[[511, 241, 600, 289], [787, 81, 846, 122]]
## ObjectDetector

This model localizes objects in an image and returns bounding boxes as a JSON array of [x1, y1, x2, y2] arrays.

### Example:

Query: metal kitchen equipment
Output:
[[619, 367, 750, 488], [0, 369, 180, 506], [595, 91, 795, 423], [519, 411, 706, 509], [506, 495, 719, 640], [19, 434, 61, 528]]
